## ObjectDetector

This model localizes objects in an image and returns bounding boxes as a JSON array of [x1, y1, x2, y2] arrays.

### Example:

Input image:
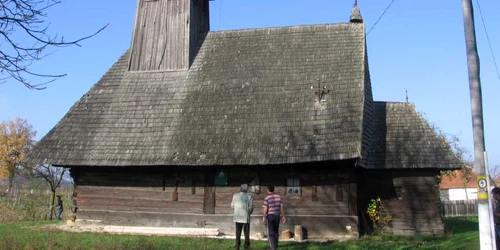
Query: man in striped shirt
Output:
[[262, 185, 286, 250]]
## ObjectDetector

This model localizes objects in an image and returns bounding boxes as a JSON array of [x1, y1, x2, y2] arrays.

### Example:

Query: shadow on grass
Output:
[[443, 216, 479, 234]]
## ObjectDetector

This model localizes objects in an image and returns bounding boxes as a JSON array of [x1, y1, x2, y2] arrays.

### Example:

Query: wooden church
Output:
[[27, 1, 459, 238]]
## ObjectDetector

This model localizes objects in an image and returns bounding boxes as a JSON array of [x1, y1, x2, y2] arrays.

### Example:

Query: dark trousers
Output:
[[266, 214, 280, 250], [496, 225, 500, 250], [235, 222, 250, 249]]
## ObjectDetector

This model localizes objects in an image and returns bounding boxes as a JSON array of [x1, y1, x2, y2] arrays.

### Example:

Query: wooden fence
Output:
[[441, 200, 478, 217]]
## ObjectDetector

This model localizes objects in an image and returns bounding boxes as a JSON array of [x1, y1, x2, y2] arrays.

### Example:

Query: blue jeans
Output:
[[266, 214, 280, 250], [56, 208, 63, 221]]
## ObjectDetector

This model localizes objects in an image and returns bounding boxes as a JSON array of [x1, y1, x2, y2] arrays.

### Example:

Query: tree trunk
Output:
[[49, 190, 56, 220], [7, 174, 14, 194]]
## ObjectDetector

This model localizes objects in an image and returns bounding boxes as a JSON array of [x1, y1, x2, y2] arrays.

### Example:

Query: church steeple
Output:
[[350, 0, 363, 23], [129, 0, 210, 71]]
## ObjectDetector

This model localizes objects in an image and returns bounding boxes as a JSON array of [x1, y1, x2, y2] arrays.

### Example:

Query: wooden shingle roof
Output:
[[27, 23, 371, 167], [368, 102, 458, 169]]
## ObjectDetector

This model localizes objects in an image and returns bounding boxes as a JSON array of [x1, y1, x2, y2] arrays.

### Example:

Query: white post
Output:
[[461, 0, 494, 249], [485, 152, 496, 249]]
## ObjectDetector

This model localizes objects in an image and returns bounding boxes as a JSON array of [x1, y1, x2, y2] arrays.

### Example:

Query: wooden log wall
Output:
[[73, 163, 359, 238], [76, 170, 206, 216], [213, 167, 357, 217], [358, 169, 444, 236], [75, 165, 356, 217]]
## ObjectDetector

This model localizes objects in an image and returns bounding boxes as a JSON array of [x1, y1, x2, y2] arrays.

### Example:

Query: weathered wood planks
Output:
[[74, 165, 359, 238], [129, 0, 209, 71], [358, 169, 445, 236]]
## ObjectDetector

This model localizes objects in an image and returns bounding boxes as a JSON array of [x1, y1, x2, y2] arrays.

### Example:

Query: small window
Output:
[[215, 169, 228, 186], [395, 187, 404, 200], [249, 176, 261, 194], [287, 178, 301, 196]]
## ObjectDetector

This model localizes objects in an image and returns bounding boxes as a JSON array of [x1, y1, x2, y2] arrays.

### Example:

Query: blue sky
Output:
[[0, 0, 499, 169]]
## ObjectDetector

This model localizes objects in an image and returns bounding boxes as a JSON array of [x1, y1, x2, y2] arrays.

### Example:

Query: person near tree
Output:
[[55, 195, 64, 221]]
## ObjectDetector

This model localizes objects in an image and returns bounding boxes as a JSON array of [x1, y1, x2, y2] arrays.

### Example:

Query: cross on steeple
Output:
[[315, 78, 330, 102]]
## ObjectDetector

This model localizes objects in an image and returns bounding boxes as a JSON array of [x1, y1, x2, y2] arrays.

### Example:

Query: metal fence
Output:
[[441, 200, 478, 217]]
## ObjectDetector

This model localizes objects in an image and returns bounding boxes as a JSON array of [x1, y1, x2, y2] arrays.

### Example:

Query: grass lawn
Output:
[[0, 217, 479, 250]]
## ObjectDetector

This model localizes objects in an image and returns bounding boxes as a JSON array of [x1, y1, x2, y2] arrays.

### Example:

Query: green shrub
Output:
[[0, 196, 47, 223], [0, 191, 72, 223]]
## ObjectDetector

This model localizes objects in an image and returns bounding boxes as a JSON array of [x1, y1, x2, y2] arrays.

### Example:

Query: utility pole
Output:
[[461, 0, 494, 249]]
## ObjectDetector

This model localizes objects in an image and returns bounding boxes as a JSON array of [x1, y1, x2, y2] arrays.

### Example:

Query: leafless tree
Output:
[[32, 164, 67, 220], [430, 122, 476, 198], [490, 165, 500, 187], [0, 0, 107, 89]]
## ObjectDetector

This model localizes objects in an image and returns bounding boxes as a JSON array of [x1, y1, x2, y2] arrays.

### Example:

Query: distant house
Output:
[[440, 170, 477, 200], [25, 1, 459, 238]]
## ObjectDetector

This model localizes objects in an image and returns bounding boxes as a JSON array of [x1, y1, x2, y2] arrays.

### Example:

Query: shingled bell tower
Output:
[[350, 0, 363, 23], [128, 0, 210, 71]]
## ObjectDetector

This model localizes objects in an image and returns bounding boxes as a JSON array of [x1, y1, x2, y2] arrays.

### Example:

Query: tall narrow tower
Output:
[[350, 0, 363, 23], [128, 0, 210, 71]]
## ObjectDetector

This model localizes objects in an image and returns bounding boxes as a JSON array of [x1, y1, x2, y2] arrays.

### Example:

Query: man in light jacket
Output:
[[231, 184, 254, 250]]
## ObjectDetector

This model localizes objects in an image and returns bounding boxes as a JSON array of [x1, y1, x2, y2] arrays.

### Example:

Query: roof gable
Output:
[[368, 102, 460, 169]]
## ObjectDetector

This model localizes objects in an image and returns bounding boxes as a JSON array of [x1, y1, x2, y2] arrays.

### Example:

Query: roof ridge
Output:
[[374, 101, 413, 104], [207, 22, 360, 37]]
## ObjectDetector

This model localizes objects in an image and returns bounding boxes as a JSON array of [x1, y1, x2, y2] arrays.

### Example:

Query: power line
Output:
[[475, 0, 500, 82], [367, 0, 396, 36], [326, 1, 397, 84]]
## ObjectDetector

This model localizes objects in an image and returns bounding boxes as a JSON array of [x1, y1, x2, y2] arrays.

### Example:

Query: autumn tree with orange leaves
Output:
[[0, 118, 36, 193]]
